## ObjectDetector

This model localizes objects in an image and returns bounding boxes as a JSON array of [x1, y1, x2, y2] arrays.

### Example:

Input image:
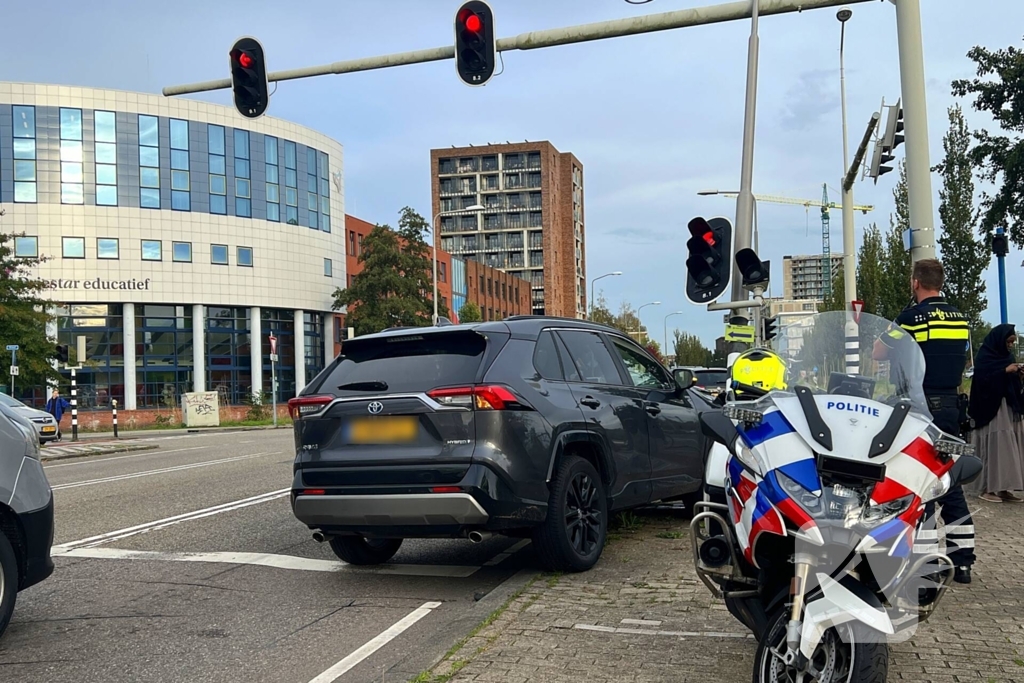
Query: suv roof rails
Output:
[[504, 315, 619, 331]]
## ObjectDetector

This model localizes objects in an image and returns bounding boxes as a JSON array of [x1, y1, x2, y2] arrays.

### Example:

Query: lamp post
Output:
[[636, 301, 661, 344], [664, 311, 684, 358], [433, 204, 484, 324], [589, 271, 623, 318], [837, 7, 857, 308]]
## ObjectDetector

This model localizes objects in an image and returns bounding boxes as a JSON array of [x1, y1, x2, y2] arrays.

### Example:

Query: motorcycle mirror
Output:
[[948, 455, 983, 488]]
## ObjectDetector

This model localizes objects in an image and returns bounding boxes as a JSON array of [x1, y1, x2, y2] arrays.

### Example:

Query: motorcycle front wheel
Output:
[[753, 608, 888, 683]]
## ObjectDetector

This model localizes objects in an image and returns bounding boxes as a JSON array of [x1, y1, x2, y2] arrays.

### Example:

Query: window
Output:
[[59, 108, 85, 205], [63, 237, 85, 259], [94, 111, 118, 206], [234, 130, 251, 217], [349, 231, 356, 256], [533, 331, 564, 380], [265, 135, 280, 222], [172, 242, 192, 263], [237, 247, 253, 267], [305, 147, 319, 229], [141, 240, 162, 261], [284, 140, 298, 225], [324, 258, 333, 277], [14, 236, 37, 258], [170, 119, 190, 211], [211, 244, 229, 265], [139, 115, 160, 209], [97, 238, 119, 260], [559, 331, 622, 385], [611, 339, 669, 389], [488, 279, 493, 296], [479, 275, 485, 292], [209, 125, 226, 214], [13, 106, 36, 203], [319, 150, 331, 232], [502, 282, 507, 300], [440, 262, 447, 283]]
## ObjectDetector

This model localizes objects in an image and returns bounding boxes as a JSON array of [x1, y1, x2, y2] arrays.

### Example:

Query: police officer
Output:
[[888, 259, 975, 584]]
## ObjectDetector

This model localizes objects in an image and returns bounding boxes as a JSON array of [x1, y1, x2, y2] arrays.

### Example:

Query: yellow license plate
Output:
[[41, 426, 57, 434], [347, 417, 418, 444]]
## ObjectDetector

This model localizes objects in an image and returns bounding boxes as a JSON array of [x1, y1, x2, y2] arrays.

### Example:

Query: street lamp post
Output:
[[838, 7, 857, 308], [636, 301, 661, 344], [433, 204, 484, 324], [664, 311, 684, 358], [589, 271, 622, 318]]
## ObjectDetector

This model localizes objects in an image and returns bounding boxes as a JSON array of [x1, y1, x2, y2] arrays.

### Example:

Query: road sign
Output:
[[5, 345, 18, 351], [851, 300, 865, 324], [270, 353, 279, 363], [725, 324, 756, 344], [269, 335, 278, 355], [9, 366, 18, 377]]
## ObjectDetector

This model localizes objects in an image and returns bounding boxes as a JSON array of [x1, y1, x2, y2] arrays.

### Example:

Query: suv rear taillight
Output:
[[428, 385, 522, 410], [288, 395, 333, 419]]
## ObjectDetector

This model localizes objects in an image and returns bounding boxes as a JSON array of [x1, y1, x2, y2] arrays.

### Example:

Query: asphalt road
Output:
[[2, 430, 536, 683]]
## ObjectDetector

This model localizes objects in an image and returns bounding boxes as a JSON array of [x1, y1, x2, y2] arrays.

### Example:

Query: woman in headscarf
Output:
[[968, 324, 1024, 502]]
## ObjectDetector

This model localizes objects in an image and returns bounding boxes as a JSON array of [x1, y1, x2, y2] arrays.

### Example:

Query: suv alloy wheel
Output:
[[533, 455, 608, 572]]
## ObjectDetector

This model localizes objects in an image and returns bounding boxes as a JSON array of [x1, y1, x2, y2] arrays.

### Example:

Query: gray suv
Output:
[[289, 317, 705, 572], [0, 402, 55, 639]]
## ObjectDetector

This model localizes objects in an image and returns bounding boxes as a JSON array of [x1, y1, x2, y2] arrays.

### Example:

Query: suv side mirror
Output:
[[673, 369, 694, 389]]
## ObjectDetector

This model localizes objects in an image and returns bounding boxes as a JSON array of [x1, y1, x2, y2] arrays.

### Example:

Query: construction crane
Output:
[[700, 189, 874, 298]]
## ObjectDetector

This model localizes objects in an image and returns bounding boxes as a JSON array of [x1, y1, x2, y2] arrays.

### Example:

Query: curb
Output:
[[40, 442, 160, 462], [72, 424, 293, 441]]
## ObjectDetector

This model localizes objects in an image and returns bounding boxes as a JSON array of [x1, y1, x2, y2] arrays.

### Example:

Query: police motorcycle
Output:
[[691, 311, 983, 683]]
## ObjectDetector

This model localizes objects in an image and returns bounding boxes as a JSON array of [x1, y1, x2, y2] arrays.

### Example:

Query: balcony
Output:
[[482, 156, 499, 172], [438, 161, 456, 175]]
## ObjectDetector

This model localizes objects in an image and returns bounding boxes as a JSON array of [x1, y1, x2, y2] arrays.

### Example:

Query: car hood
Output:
[[16, 405, 54, 421]]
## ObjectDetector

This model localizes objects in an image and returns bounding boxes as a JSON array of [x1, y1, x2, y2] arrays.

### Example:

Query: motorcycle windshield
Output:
[[774, 310, 930, 419]]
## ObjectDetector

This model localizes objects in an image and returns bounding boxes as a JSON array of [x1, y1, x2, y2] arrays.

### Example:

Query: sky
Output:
[[3, 0, 1022, 347]]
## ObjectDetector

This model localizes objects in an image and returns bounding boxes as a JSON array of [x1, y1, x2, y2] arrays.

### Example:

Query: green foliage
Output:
[[673, 330, 713, 367], [589, 292, 642, 339], [244, 390, 270, 422], [856, 224, 885, 316], [935, 104, 989, 327], [0, 224, 58, 388], [952, 38, 1024, 245], [331, 207, 443, 335], [458, 301, 482, 323], [879, 184, 912, 323]]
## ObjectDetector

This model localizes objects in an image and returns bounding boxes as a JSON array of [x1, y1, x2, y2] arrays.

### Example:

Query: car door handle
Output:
[[580, 396, 601, 409], [645, 403, 662, 416]]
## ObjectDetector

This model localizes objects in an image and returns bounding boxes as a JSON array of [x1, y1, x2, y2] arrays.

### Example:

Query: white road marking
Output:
[[52, 453, 274, 490], [572, 623, 753, 639], [307, 601, 443, 683], [55, 488, 291, 550], [482, 539, 531, 566], [621, 618, 663, 627], [51, 547, 481, 578], [45, 445, 209, 468]]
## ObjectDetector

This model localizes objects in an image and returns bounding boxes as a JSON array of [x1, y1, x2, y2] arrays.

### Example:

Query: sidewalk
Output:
[[422, 503, 1024, 683]]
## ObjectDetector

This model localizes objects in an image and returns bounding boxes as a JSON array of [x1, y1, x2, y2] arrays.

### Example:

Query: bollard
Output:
[[71, 367, 78, 442], [112, 399, 118, 438]]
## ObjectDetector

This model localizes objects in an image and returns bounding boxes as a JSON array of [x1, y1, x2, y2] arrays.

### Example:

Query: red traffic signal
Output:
[[455, 1, 496, 87], [229, 36, 269, 119], [685, 216, 733, 305]]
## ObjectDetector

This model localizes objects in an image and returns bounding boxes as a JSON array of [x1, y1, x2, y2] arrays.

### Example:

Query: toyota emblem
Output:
[[367, 401, 384, 415]]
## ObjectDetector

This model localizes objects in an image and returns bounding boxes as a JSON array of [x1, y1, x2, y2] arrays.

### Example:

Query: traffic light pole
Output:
[[894, 0, 936, 263], [730, 0, 760, 307], [164, 0, 875, 97]]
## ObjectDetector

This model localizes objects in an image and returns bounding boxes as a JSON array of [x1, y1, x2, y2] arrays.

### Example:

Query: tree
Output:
[[935, 104, 989, 326], [0, 223, 58, 390], [820, 271, 845, 313], [458, 301, 482, 323], [952, 39, 1024, 245], [855, 224, 885, 316], [645, 340, 666, 365], [879, 194, 912, 323], [332, 207, 445, 336], [589, 292, 617, 328], [673, 330, 713, 367]]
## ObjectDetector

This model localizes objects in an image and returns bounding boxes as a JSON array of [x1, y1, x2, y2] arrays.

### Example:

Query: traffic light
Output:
[[762, 316, 779, 345], [868, 100, 904, 183], [685, 216, 733, 305], [993, 230, 1009, 257], [735, 248, 770, 288], [455, 1, 496, 86], [55, 344, 69, 364], [230, 37, 269, 119]]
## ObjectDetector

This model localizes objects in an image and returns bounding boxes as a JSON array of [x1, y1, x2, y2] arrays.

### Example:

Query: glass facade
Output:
[[234, 129, 251, 218], [261, 308, 295, 404], [209, 124, 227, 215], [13, 105, 37, 203], [284, 140, 298, 225], [265, 136, 280, 222], [60, 108, 84, 204], [304, 313, 325, 387], [57, 304, 125, 410], [207, 307, 252, 407], [137, 305, 194, 409], [94, 111, 118, 206], [170, 119, 190, 211], [139, 115, 160, 209]]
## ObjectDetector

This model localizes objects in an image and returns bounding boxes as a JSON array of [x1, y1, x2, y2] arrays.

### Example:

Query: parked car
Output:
[[693, 367, 729, 395], [0, 394, 59, 444], [289, 317, 706, 572], [0, 401, 55, 639]]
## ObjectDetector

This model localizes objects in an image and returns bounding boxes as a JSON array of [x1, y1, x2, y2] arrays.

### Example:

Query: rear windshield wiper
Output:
[[338, 380, 389, 392]]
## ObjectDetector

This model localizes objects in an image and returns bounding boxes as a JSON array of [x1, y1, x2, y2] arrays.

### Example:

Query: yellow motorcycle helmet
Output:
[[730, 348, 788, 398]]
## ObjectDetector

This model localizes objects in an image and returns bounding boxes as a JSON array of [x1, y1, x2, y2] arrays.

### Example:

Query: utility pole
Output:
[[894, 0, 936, 263], [838, 7, 857, 308], [731, 0, 760, 306]]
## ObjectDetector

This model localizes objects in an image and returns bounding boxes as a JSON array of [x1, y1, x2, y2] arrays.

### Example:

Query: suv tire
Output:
[[533, 455, 608, 572], [0, 531, 19, 639], [328, 536, 403, 565]]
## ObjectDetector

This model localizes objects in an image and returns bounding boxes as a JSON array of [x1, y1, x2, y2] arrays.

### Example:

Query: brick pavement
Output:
[[424, 501, 1024, 683]]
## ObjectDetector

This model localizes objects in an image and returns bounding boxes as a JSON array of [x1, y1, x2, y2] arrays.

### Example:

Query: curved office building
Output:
[[0, 82, 345, 411]]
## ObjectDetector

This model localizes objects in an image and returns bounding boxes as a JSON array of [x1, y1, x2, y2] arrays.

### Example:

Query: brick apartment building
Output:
[[430, 141, 586, 318], [334, 214, 530, 354]]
